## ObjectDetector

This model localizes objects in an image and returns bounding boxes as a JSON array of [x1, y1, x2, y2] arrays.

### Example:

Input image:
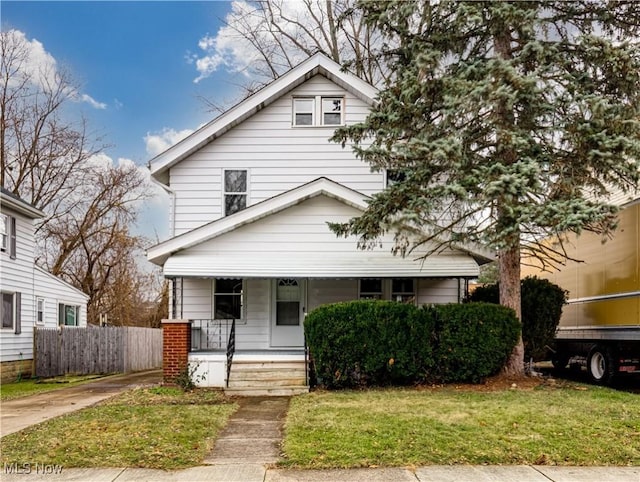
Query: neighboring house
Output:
[[147, 53, 491, 394], [0, 188, 88, 382]]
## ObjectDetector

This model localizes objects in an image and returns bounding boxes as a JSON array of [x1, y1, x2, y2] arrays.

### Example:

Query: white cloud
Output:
[[80, 93, 107, 110], [192, 0, 308, 83], [144, 128, 194, 156], [4, 29, 107, 110]]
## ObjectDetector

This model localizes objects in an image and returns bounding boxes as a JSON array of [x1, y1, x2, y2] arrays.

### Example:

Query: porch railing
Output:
[[190, 319, 234, 352], [226, 319, 236, 387]]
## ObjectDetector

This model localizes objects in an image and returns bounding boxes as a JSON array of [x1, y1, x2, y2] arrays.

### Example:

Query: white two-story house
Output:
[[0, 188, 88, 382], [147, 53, 490, 394]]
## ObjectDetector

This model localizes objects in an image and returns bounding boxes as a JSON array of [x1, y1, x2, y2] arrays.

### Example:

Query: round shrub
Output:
[[468, 276, 567, 361], [430, 303, 521, 383], [304, 300, 435, 388]]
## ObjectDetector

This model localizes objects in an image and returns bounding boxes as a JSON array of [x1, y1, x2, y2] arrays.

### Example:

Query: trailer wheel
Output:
[[587, 345, 616, 385]]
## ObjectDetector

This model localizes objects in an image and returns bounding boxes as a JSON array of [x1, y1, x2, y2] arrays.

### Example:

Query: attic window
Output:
[[293, 96, 344, 126]]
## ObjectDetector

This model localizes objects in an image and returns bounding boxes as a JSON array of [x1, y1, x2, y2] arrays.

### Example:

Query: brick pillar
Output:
[[162, 319, 192, 384]]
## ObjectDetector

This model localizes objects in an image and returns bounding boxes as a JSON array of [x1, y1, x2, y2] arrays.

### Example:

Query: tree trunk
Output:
[[499, 243, 524, 376]]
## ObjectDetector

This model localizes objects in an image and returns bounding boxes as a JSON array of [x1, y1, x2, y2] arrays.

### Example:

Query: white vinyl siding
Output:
[[33, 267, 88, 330], [169, 75, 379, 235], [0, 208, 36, 362]]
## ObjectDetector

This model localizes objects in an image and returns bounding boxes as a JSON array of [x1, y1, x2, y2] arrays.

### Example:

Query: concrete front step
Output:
[[231, 361, 306, 370], [229, 368, 306, 380], [228, 378, 307, 388], [224, 385, 309, 396]]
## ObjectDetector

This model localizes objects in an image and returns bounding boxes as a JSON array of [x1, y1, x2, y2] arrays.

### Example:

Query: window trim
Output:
[[292, 95, 345, 127], [212, 278, 245, 321], [222, 169, 249, 217]]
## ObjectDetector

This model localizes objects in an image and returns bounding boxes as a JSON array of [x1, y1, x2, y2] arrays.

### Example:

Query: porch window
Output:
[[223, 170, 248, 216], [359, 278, 383, 300], [214, 279, 243, 320], [276, 279, 300, 326], [392, 278, 416, 304], [58, 303, 80, 326]]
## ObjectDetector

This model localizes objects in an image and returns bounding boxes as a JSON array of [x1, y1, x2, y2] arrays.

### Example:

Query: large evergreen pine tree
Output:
[[331, 1, 640, 375]]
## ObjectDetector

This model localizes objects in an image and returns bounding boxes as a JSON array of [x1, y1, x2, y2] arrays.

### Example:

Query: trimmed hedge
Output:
[[468, 276, 567, 361], [304, 300, 520, 388], [304, 300, 435, 388], [430, 303, 520, 383]]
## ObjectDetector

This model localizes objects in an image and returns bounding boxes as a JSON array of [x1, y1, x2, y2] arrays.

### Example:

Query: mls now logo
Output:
[[4, 462, 63, 475]]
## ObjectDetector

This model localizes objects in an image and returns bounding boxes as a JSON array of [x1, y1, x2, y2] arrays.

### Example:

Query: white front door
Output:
[[271, 278, 306, 347]]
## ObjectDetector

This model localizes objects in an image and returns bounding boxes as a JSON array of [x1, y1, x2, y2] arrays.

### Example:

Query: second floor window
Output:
[[224, 170, 247, 216], [0, 214, 16, 258]]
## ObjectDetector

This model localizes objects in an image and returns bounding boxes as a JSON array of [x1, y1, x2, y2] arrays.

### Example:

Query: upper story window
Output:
[[385, 169, 407, 187], [0, 214, 17, 259], [293, 96, 344, 127], [224, 170, 248, 216]]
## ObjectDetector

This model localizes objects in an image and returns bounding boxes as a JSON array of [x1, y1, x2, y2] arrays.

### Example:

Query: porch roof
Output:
[[163, 252, 480, 278]]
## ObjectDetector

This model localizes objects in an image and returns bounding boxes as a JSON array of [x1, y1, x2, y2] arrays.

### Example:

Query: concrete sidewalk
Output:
[[2, 464, 639, 482], [0, 370, 162, 437]]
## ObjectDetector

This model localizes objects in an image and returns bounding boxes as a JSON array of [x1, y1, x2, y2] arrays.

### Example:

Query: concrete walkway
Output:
[[0, 370, 162, 437], [2, 464, 638, 481], [2, 377, 638, 481]]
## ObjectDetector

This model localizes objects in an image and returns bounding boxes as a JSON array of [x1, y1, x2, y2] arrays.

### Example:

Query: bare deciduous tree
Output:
[[1, 29, 159, 325], [195, 0, 389, 111]]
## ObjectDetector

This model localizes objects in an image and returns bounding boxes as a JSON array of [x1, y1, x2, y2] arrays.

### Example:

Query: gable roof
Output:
[[149, 53, 378, 185], [146, 177, 369, 265], [34, 265, 89, 301], [0, 187, 45, 219]]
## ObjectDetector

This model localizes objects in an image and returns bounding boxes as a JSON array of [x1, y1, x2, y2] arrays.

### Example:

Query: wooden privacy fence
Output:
[[34, 326, 162, 377]]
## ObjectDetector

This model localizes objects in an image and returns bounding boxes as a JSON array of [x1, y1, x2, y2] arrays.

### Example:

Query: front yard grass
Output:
[[0, 387, 237, 470], [282, 380, 640, 468], [0, 374, 105, 401]]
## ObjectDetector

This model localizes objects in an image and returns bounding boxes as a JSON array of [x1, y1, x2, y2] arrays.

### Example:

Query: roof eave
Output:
[[149, 53, 378, 185]]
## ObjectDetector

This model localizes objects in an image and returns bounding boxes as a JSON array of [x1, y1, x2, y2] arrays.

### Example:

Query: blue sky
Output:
[[2, 1, 244, 240]]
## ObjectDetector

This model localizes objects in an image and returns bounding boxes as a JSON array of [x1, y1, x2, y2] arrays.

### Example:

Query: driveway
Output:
[[1, 370, 162, 437]]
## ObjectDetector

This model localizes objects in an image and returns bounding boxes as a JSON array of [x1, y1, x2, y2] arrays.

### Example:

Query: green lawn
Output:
[[2, 380, 638, 470], [282, 382, 640, 468], [0, 375, 105, 401], [0, 387, 237, 470]]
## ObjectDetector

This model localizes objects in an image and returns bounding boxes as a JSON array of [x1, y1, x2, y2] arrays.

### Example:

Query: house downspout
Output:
[[151, 178, 176, 238]]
